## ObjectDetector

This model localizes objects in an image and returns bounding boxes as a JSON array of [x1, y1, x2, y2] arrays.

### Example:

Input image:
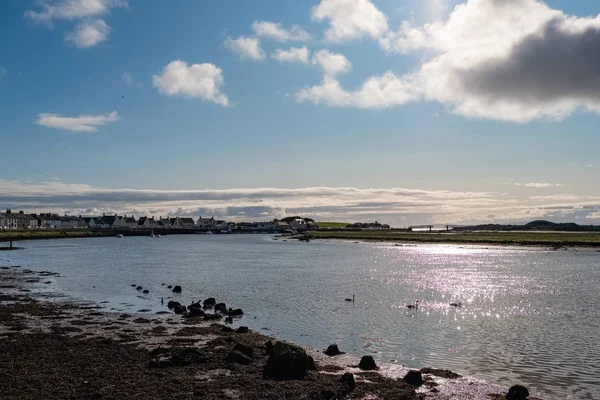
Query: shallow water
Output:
[[3, 234, 599, 398]]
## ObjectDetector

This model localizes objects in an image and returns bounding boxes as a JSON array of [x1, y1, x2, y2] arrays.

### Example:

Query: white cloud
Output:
[[152, 60, 229, 106], [515, 183, 562, 188], [3, 180, 600, 225], [302, 0, 600, 122], [296, 72, 421, 108], [24, 0, 126, 48], [311, 0, 389, 42], [311, 49, 351, 76], [24, 0, 126, 25], [65, 18, 110, 48], [121, 71, 142, 88], [35, 111, 120, 132], [224, 36, 265, 61], [252, 21, 311, 42], [272, 47, 310, 64]]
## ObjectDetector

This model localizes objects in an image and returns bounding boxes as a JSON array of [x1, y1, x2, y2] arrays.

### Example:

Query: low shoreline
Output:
[[297, 230, 600, 249], [0, 267, 544, 400]]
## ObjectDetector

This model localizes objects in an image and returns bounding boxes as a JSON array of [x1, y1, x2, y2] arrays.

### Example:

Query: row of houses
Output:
[[0, 209, 317, 232]]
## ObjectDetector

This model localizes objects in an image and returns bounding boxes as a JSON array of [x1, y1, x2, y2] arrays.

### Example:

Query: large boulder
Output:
[[172, 285, 182, 293], [403, 370, 423, 386], [187, 307, 205, 318], [214, 303, 227, 313], [358, 355, 377, 370], [236, 326, 249, 333], [203, 297, 216, 307], [506, 385, 529, 400], [167, 300, 181, 309], [324, 344, 344, 356], [339, 372, 356, 392], [263, 341, 316, 380], [227, 308, 244, 316]]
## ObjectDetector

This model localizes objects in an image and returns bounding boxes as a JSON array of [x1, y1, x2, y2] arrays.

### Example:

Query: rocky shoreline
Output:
[[0, 266, 543, 400]]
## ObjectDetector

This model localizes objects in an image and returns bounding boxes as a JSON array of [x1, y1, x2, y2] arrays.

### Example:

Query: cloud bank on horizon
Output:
[[2, 179, 599, 226]]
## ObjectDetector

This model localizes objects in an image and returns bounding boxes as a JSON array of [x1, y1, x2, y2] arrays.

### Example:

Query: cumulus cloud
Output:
[[152, 60, 229, 106], [252, 21, 311, 42], [272, 47, 310, 64], [121, 71, 142, 88], [224, 36, 265, 61], [301, 0, 600, 122], [4, 180, 600, 225], [296, 72, 421, 108], [311, 0, 388, 42], [311, 49, 351, 76], [24, 0, 125, 48], [35, 111, 120, 132], [515, 183, 562, 188], [65, 19, 110, 48]]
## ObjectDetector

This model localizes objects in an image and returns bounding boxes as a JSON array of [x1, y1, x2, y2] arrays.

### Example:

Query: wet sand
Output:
[[0, 267, 543, 400]]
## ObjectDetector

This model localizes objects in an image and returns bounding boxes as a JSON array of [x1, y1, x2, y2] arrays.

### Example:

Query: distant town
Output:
[[0, 209, 391, 233]]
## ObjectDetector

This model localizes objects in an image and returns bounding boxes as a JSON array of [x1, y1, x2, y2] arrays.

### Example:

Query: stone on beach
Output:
[[263, 341, 316, 380], [506, 384, 529, 400], [226, 349, 253, 365], [236, 326, 249, 333], [339, 372, 356, 392], [358, 355, 377, 370], [403, 370, 423, 386], [324, 344, 344, 356], [203, 297, 216, 307], [171, 285, 182, 293]]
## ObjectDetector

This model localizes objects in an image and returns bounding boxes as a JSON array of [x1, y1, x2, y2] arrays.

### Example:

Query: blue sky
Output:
[[2, 0, 600, 225]]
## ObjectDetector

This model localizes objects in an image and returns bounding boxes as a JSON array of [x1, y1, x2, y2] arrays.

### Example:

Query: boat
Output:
[[116, 233, 124, 238]]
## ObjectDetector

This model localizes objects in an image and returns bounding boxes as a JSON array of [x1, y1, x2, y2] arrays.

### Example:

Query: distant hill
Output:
[[452, 220, 600, 232]]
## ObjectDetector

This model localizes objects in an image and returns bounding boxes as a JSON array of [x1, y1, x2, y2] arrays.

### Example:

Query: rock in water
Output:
[[187, 307, 205, 318], [324, 344, 344, 356], [142, 289, 149, 294], [167, 301, 181, 309], [506, 385, 530, 400], [172, 285, 182, 293], [136, 286, 143, 291], [214, 302, 227, 313], [358, 355, 377, 370], [203, 297, 216, 307], [403, 370, 423, 386], [263, 341, 316, 380], [236, 326, 249, 333], [227, 308, 243, 316]]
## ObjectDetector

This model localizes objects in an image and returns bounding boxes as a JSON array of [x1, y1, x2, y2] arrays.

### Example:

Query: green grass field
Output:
[[315, 222, 350, 229], [304, 230, 600, 247]]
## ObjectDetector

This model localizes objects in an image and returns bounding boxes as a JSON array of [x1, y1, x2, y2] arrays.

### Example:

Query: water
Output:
[[3, 234, 600, 399]]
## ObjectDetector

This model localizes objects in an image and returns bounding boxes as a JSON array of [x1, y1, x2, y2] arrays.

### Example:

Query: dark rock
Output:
[[358, 355, 377, 370], [339, 373, 356, 392], [403, 370, 423, 386], [421, 367, 461, 379], [161, 283, 165, 286], [204, 313, 222, 321], [324, 344, 345, 356], [233, 343, 254, 358], [214, 303, 227, 313], [187, 307, 205, 318], [136, 286, 143, 291], [226, 350, 253, 365], [142, 289, 149, 294], [131, 284, 136, 287], [224, 316, 233, 324], [156, 311, 170, 315], [236, 326, 249, 333], [265, 341, 274, 354], [172, 285, 182, 293], [167, 285, 172, 289], [263, 341, 315, 380], [132, 318, 151, 324], [173, 305, 187, 315], [203, 297, 216, 307], [227, 308, 244, 316], [506, 385, 529, 400], [221, 326, 234, 332], [167, 301, 181, 309]]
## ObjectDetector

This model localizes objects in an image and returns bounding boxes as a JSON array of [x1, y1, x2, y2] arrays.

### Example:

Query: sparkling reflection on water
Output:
[[5, 235, 600, 399]]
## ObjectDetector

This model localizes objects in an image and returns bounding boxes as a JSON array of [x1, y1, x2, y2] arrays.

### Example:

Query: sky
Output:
[[2, 0, 600, 226]]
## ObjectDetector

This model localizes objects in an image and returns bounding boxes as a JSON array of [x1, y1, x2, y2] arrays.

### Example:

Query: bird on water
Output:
[[406, 300, 419, 309], [344, 295, 355, 302], [449, 302, 462, 307]]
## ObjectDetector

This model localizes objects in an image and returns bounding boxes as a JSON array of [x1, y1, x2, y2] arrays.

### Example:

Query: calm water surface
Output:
[[4, 235, 600, 399]]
